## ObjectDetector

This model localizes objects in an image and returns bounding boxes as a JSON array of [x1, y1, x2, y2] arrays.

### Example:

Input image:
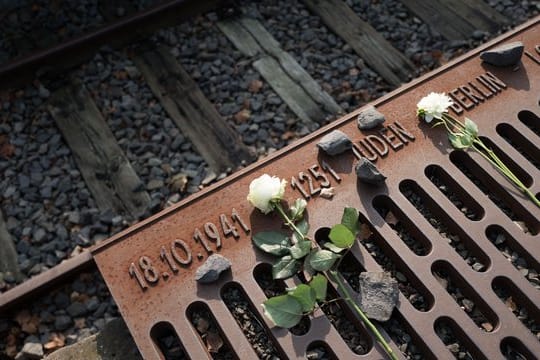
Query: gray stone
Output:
[[98, 209, 114, 225], [54, 292, 70, 308], [56, 225, 68, 241], [124, 66, 140, 78], [195, 254, 232, 284], [148, 158, 162, 167], [462, 298, 474, 312], [86, 297, 100, 312], [45, 318, 141, 360], [22, 227, 32, 237], [147, 179, 164, 191], [29, 263, 43, 275], [68, 211, 81, 224], [167, 193, 181, 204], [93, 303, 108, 318], [3, 186, 16, 198], [357, 106, 385, 130], [202, 171, 217, 186], [67, 302, 87, 317], [447, 343, 460, 354], [40, 186, 52, 198], [19, 259, 35, 272], [16, 239, 30, 254], [111, 215, 123, 227], [20, 340, 44, 359], [38, 143, 48, 154], [79, 210, 94, 225], [472, 262, 485, 272], [54, 315, 73, 331], [472, 30, 486, 40], [355, 158, 386, 185], [3, 272, 16, 283], [494, 233, 506, 245], [394, 271, 407, 283], [38, 85, 50, 99], [357, 271, 399, 322], [317, 130, 352, 156], [18, 175, 30, 188], [480, 41, 524, 67], [33, 228, 47, 243]]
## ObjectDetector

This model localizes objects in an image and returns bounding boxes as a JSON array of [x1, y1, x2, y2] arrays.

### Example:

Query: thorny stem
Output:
[[442, 113, 466, 132], [329, 270, 398, 360], [436, 119, 459, 137], [439, 114, 540, 208], [274, 203, 397, 359], [333, 246, 351, 272], [311, 298, 343, 313], [475, 141, 540, 207], [274, 203, 306, 242]]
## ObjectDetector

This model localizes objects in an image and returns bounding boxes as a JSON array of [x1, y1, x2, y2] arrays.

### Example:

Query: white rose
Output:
[[417, 92, 454, 123], [247, 174, 287, 214]]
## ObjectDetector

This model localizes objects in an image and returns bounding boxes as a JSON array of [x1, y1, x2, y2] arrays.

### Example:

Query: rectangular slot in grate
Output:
[[93, 20, 540, 359]]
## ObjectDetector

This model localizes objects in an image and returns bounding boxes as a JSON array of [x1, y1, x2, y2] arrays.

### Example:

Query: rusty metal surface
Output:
[[93, 18, 540, 359]]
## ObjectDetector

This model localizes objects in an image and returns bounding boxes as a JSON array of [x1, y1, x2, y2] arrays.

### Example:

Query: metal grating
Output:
[[93, 19, 540, 359]]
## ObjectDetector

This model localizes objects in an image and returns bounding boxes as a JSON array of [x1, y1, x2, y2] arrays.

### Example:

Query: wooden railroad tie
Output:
[[48, 81, 151, 220]]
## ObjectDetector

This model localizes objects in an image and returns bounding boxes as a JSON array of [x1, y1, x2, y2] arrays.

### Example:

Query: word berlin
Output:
[[447, 71, 507, 115]]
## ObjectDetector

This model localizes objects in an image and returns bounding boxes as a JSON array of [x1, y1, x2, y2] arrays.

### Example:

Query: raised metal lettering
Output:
[[204, 222, 222, 249], [391, 121, 415, 142], [357, 140, 378, 161], [449, 88, 475, 110], [379, 127, 403, 150], [171, 239, 192, 265], [366, 135, 389, 157]]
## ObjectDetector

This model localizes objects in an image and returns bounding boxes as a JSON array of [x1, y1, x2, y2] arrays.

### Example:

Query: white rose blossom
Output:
[[416, 92, 454, 123], [247, 174, 287, 214]]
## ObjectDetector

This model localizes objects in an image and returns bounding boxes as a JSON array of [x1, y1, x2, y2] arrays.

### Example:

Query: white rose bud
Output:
[[416, 92, 454, 123], [247, 174, 287, 214]]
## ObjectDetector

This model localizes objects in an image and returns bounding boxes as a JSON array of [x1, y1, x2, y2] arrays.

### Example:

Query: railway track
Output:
[[0, 0, 538, 358]]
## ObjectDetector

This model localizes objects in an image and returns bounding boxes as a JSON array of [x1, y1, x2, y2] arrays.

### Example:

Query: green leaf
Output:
[[461, 133, 473, 147], [448, 133, 472, 150], [464, 117, 478, 137], [309, 249, 340, 272], [262, 294, 303, 328], [329, 224, 355, 249], [290, 240, 312, 259], [272, 255, 301, 279], [341, 207, 359, 236], [309, 274, 328, 301], [289, 198, 307, 222], [296, 218, 309, 236], [323, 242, 345, 253], [253, 232, 291, 256], [287, 284, 316, 313], [448, 133, 463, 149]]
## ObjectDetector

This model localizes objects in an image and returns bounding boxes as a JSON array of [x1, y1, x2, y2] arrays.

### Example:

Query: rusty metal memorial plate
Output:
[[93, 19, 540, 359]]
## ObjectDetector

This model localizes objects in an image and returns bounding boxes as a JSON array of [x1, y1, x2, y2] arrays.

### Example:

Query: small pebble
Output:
[[480, 41, 524, 67], [355, 157, 386, 185], [317, 130, 352, 156], [357, 105, 385, 130]]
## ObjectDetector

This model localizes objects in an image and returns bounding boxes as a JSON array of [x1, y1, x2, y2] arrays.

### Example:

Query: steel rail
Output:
[[0, 0, 223, 89]]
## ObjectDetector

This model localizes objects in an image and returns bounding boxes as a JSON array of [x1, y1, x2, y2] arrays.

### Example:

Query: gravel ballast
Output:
[[1, 1, 539, 358]]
